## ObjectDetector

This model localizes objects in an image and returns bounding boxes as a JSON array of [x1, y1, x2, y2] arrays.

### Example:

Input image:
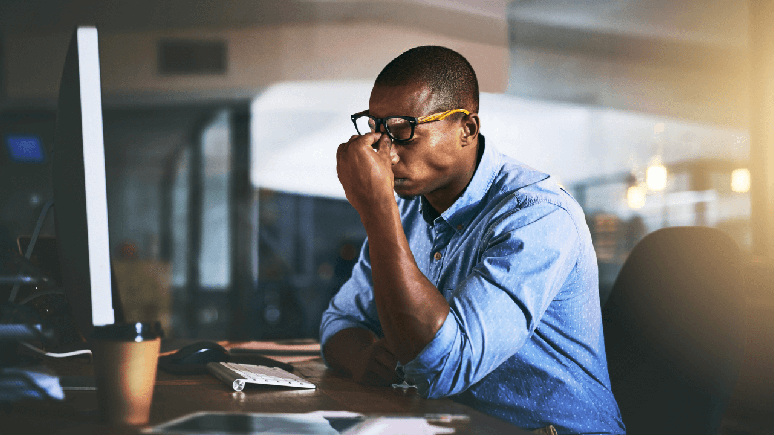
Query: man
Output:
[[321, 46, 625, 434]]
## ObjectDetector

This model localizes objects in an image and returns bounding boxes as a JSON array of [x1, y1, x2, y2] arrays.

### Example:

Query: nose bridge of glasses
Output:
[[375, 119, 389, 134]]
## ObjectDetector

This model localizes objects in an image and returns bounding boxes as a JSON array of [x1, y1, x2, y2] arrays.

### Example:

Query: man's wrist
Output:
[[358, 194, 400, 235]]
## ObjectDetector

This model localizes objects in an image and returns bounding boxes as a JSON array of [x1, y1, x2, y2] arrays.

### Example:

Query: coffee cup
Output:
[[90, 322, 163, 425]]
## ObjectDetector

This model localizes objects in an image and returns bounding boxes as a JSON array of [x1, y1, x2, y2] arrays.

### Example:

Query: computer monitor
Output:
[[51, 26, 115, 340]]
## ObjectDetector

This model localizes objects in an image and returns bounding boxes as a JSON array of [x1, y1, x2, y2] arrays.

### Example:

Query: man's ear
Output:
[[460, 113, 480, 146]]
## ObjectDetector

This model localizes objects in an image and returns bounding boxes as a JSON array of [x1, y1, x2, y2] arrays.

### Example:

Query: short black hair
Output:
[[374, 46, 479, 113]]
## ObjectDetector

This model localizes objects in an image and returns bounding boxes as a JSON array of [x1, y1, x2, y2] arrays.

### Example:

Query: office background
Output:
[[1, 0, 772, 430]]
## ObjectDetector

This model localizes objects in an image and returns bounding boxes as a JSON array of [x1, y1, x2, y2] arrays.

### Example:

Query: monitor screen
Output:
[[51, 26, 115, 340], [4, 135, 46, 163]]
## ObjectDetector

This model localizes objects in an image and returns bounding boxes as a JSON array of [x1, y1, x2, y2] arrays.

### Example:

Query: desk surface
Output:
[[1, 342, 532, 435]]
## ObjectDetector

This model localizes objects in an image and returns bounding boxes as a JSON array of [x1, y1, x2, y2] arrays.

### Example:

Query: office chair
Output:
[[602, 226, 745, 435]]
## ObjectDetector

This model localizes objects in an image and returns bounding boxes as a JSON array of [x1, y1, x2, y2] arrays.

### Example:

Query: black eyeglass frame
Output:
[[350, 108, 470, 143]]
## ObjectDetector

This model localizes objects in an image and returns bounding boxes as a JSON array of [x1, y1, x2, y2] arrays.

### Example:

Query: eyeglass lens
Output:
[[355, 117, 413, 141]]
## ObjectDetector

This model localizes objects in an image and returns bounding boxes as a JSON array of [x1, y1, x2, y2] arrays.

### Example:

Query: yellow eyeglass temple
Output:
[[417, 109, 470, 124]]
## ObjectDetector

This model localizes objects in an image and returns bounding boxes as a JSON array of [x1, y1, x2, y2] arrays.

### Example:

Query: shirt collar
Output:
[[430, 134, 548, 234]]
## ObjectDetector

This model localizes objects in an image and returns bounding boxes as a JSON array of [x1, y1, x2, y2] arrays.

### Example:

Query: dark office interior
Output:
[[1, 1, 773, 433]]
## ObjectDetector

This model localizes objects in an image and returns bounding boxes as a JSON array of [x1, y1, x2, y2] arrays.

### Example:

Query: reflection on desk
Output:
[[0, 341, 530, 435], [145, 411, 465, 435]]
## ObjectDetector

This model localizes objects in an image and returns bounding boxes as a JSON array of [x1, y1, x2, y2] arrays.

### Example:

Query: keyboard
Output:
[[206, 362, 316, 392]]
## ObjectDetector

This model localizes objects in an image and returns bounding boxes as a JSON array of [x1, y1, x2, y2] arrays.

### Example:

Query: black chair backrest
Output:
[[602, 226, 745, 435]]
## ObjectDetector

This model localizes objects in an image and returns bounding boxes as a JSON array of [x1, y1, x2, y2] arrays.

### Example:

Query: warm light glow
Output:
[[731, 168, 751, 193], [646, 164, 667, 191], [627, 185, 646, 209]]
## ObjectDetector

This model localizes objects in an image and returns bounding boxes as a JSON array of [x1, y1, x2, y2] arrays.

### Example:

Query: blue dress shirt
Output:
[[320, 136, 626, 434]]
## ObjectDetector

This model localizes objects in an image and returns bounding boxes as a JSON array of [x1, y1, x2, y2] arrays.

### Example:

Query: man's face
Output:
[[368, 82, 472, 208]]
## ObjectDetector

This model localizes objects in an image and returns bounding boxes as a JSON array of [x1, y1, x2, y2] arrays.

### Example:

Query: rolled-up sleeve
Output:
[[319, 238, 383, 362], [403, 204, 580, 398]]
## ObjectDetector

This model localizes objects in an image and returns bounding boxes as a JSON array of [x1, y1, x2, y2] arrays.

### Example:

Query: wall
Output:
[[3, 22, 508, 106], [507, 45, 749, 129]]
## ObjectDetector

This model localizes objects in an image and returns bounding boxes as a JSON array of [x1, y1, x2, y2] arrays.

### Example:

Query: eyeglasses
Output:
[[351, 109, 470, 143]]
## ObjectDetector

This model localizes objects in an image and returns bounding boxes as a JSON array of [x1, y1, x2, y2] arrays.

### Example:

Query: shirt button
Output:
[[434, 252, 442, 261], [456, 224, 463, 231]]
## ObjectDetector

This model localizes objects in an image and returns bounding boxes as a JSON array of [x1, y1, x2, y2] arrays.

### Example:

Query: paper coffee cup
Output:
[[90, 322, 163, 425]]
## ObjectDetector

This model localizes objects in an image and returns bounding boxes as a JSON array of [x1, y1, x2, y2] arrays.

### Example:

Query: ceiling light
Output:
[[731, 168, 750, 193], [627, 185, 646, 209], [646, 164, 667, 191]]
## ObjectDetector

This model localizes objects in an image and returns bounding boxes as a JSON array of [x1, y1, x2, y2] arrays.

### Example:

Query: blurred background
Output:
[[0, 0, 773, 430]]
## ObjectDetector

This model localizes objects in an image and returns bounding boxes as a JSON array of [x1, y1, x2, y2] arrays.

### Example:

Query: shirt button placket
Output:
[[431, 250, 443, 283], [431, 222, 444, 282]]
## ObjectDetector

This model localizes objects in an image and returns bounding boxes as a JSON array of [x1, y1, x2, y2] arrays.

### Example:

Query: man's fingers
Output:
[[368, 341, 398, 381], [373, 354, 395, 372], [350, 340, 402, 387], [372, 345, 399, 374], [351, 132, 383, 151], [371, 132, 392, 153], [339, 133, 381, 154], [339, 134, 363, 152], [372, 339, 398, 363], [336, 142, 347, 164]]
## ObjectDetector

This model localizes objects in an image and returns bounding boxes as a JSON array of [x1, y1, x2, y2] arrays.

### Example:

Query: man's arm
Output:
[[336, 133, 449, 364], [401, 204, 582, 398], [359, 188, 449, 364]]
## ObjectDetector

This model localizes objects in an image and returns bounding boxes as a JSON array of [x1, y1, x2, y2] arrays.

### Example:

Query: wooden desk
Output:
[[1, 343, 531, 435]]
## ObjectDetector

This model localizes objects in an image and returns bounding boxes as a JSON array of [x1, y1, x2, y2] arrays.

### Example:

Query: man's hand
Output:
[[336, 133, 396, 217], [350, 339, 402, 386], [323, 328, 402, 387]]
